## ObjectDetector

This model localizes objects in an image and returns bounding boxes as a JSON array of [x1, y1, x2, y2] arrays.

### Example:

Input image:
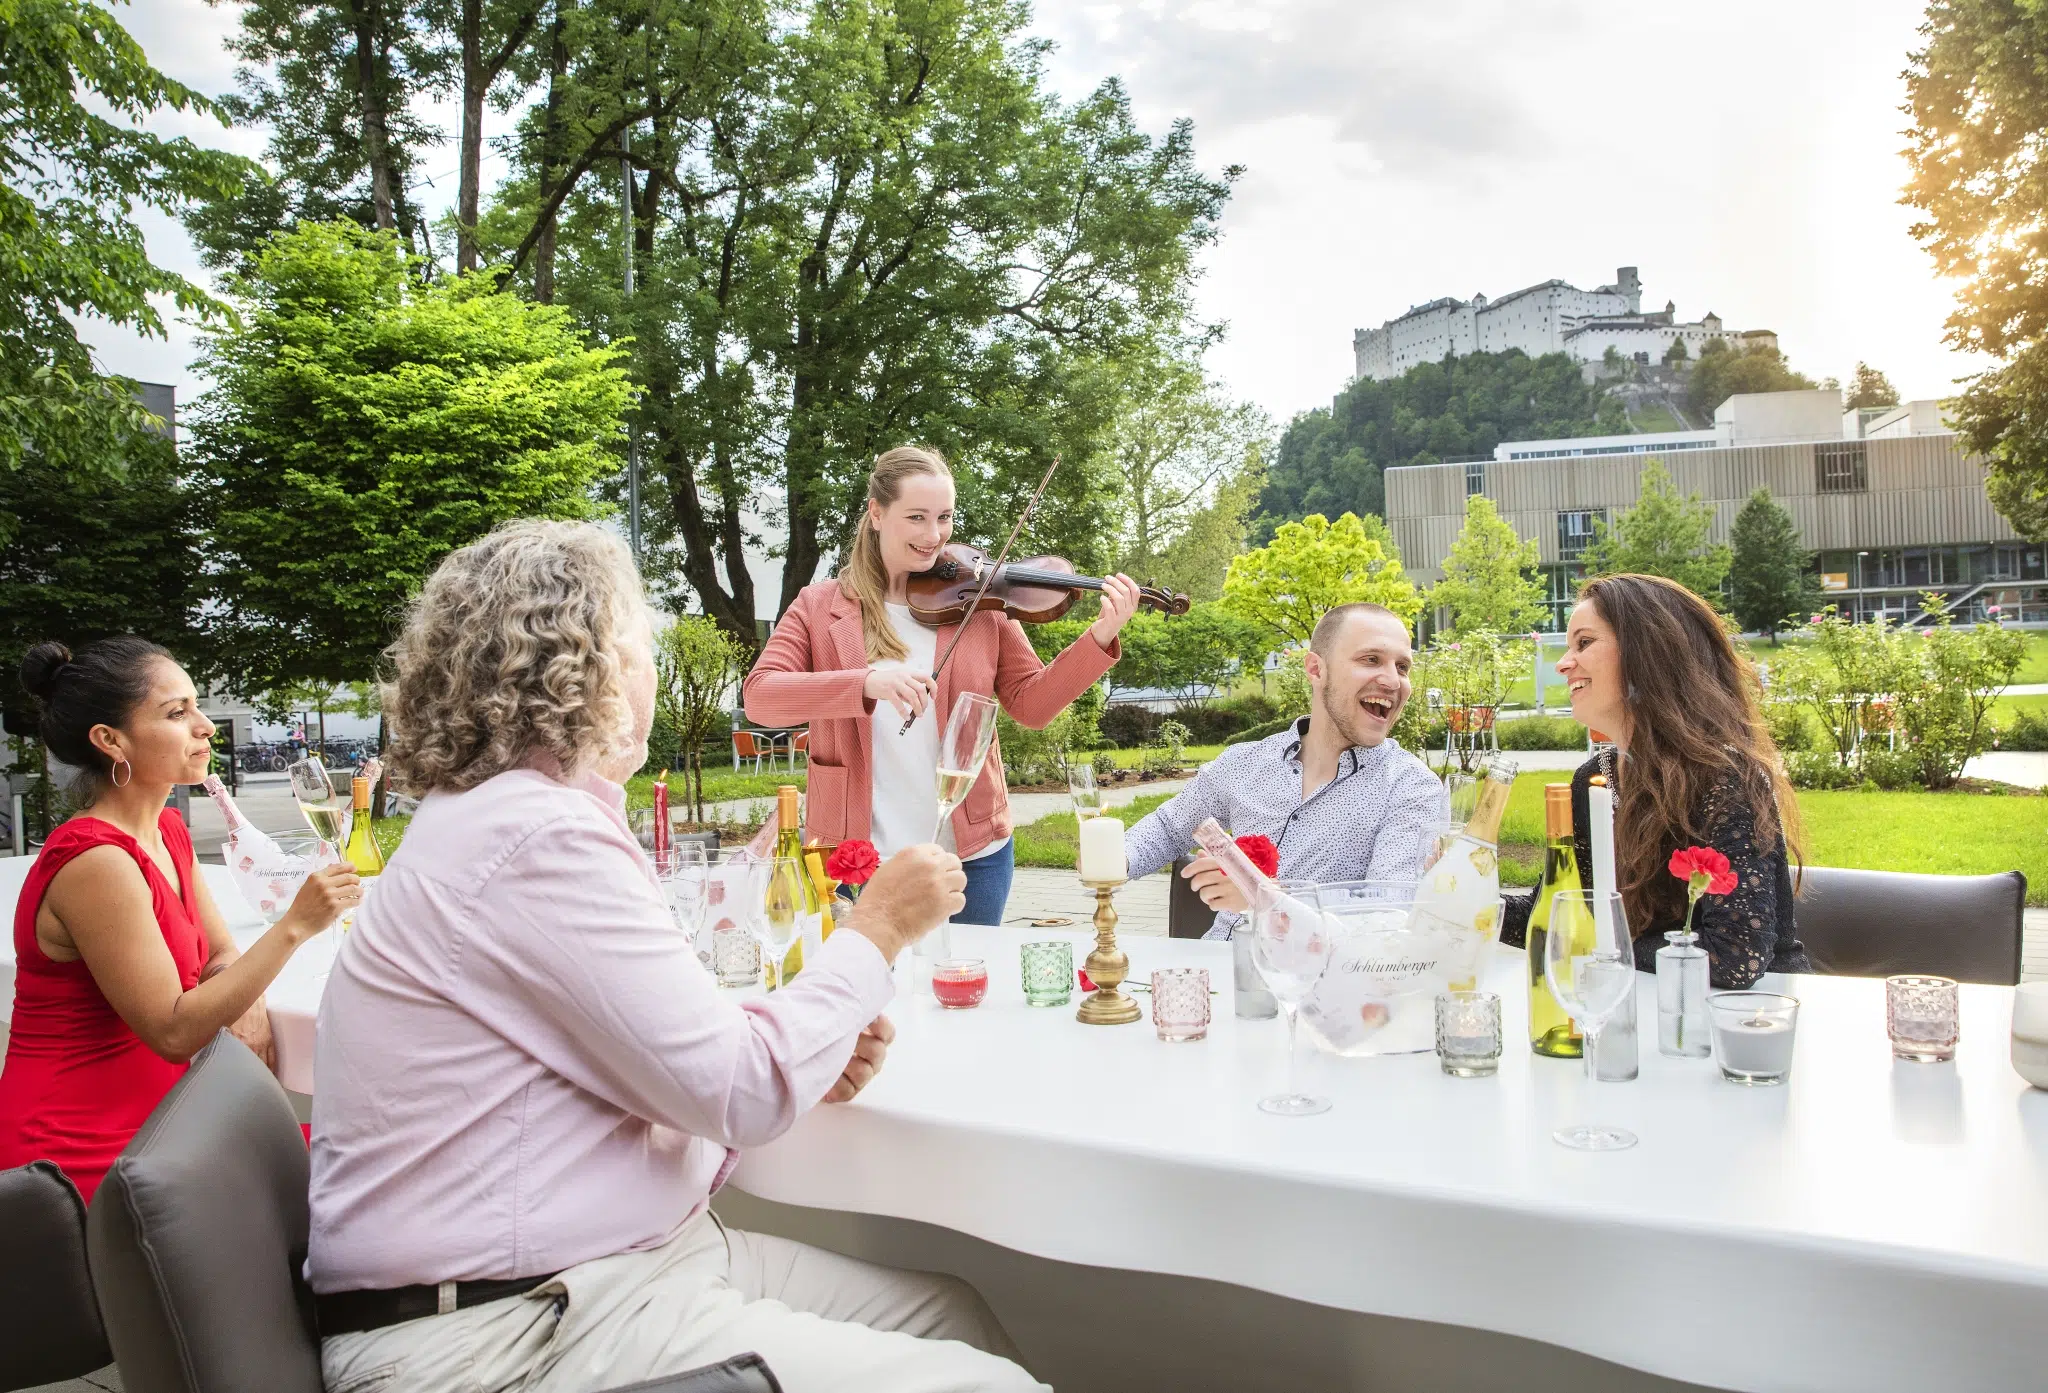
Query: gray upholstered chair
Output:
[[0, 1160, 111, 1391], [88, 1035, 779, 1393], [1795, 866, 2025, 986], [1167, 854, 1214, 939]]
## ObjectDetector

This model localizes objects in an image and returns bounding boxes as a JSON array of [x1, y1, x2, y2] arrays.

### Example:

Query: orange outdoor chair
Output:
[[731, 730, 769, 773], [790, 730, 808, 766]]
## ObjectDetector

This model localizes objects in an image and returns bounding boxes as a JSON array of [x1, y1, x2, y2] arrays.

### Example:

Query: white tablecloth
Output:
[[7, 864, 2045, 1391], [731, 927, 2048, 1393]]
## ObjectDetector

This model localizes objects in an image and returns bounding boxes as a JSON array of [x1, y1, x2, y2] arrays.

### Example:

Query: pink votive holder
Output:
[[1151, 967, 1211, 1042], [932, 959, 988, 1010]]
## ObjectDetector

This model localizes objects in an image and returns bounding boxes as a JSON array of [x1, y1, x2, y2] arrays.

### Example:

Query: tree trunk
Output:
[[351, 1, 398, 231], [532, 2, 570, 301], [457, 0, 483, 273]]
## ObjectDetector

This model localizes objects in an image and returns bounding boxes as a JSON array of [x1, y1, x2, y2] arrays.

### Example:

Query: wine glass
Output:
[[756, 855, 808, 992], [659, 843, 714, 962], [1250, 881, 1342, 1116], [1543, 888, 1639, 1151], [288, 755, 348, 856], [1067, 762, 1104, 824], [933, 692, 1000, 841]]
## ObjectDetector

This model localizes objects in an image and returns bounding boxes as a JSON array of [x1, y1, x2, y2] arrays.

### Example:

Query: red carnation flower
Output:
[[1668, 846, 1737, 899], [1235, 833, 1280, 878], [825, 838, 880, 888]]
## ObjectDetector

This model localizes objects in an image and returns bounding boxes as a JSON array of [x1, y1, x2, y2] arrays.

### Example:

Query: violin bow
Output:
[[899, 452, 1062, 736]]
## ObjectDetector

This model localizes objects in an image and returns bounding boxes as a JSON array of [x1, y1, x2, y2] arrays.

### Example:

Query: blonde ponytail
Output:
[[839, 445, 954, 663]]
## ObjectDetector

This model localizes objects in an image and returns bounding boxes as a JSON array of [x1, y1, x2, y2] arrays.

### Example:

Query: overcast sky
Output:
[[95, 0, 1980, 426]]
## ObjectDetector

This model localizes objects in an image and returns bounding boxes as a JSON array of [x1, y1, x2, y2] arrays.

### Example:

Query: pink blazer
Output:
[[743, 581, 1121, 857]]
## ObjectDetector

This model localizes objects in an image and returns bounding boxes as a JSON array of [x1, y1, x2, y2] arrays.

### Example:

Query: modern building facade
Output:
[[1386, 390, 2043, 630], [1352, 267, 1768, 382]]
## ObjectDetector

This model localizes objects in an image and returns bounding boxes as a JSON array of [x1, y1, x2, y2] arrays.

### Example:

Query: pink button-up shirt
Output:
[[305, 767, 896, 1293]]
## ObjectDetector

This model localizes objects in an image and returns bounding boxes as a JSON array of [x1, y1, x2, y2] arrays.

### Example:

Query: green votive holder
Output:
[[1022, 940, 1074, 1007]]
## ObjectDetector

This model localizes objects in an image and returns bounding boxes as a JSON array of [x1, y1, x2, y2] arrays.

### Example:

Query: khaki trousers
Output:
[[320, 1211, 1047, 1393]]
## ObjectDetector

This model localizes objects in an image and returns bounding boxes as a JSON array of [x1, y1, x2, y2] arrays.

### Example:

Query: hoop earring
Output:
[[111, 758, 132, 789]]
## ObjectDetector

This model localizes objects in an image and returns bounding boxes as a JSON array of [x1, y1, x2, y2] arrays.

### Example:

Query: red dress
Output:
[[0, 812, 209, 1201]]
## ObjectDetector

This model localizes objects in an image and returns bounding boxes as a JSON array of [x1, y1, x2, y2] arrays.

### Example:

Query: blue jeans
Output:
[[834, 841, 1015, 926], [954, 840, 1014, 926]]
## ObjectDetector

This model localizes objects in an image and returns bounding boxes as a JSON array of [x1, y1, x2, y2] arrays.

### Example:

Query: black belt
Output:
[[316, 1272, 561, 1337]]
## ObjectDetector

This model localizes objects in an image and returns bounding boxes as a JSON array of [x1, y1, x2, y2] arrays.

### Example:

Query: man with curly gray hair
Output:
[[307, 520, 1044, 1392]]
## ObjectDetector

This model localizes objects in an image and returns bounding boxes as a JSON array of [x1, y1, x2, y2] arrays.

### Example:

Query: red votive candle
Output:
[[932, 959, 988, 1010]]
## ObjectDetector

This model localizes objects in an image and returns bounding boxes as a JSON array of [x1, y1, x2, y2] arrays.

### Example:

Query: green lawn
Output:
[[1492, 770, 2047, 903], [1991, 691, 2048, 725], [1098, 743, 1226, 769], [1015, 793, 1176, 869]]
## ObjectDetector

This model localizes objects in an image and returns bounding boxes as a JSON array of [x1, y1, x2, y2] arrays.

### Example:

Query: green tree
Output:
[[189, 220, 632, 699], [1903, 1, 2048, 539], [488, 1, 1230, 642], [1663, 337, 1690, 365], [0, 0, 254, 505], [1580, 459, 1732, 601], [1685, 340, 1817, 419], [1728, 488, 1820, 644], [1220, 512, 1421, 646], [1257, 350, 1624, 533], [1106, 603, 1267, 704], [1146, 460, 1263, 603], [1427, 494, 1545, 635], [651, 614, 746, 821], [1844, 362, 1898, 410], [190, 0, 451, 269], [1106, 355, 1272, 589]]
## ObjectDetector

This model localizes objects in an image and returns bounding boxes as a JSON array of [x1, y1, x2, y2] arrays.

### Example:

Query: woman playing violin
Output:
[[745, 445, 1140, 926]]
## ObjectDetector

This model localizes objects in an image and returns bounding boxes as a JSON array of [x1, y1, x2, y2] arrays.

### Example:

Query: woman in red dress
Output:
[[0, 638, 358, 1200]]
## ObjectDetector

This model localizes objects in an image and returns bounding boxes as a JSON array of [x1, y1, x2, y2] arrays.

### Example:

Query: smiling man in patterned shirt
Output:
[[1124, 602, 1449, 939]]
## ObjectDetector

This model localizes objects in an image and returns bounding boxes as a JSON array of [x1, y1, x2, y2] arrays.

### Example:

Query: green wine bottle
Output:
[[1528, 782, 1583, 1058]]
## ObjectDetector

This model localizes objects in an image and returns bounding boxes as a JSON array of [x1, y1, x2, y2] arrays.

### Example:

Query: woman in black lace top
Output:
[[1500, 574, 1810, 988]]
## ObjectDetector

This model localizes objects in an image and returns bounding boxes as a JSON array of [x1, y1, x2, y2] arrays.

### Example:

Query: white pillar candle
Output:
[[1587, 781, 1619, 943], [1077, 814, 1126, 882], [1714, 1014, 1796, 1077]]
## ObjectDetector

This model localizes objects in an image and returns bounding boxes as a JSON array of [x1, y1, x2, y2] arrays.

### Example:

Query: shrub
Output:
[[1997, 709, 2048, 752], [1786, 750, 1861, 790], [999, 686, 1104, 787], [1228, 714, 1301, 746], [1495, 714, 1586, 751], [1858, 747, 1927, 792], [1763, 700, 1824, 756], [1099, 703, 1162, 748], [1175, 692, 1282, 744]]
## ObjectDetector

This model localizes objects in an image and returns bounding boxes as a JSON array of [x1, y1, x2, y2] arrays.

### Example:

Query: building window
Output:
[[1558, 509, 1603, 560], [1816, 441, 1868, 493], [1464, 461, 1486, 496]]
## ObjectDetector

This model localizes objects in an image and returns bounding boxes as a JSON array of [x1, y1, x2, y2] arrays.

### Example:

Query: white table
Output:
[[8, 869, 2045, 1390], [729, 926, 2048, 1393]]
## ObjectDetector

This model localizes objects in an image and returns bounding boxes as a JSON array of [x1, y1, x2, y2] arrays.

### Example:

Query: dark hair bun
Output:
[[20, 641, 73, 704]]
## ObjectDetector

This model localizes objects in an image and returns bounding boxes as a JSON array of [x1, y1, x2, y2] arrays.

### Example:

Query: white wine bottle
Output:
[[1527, 783, 1584, 1058], [342, 774, 385, 877], [768, 785, 820, 986]]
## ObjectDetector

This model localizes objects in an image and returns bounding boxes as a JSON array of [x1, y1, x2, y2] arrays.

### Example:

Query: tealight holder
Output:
[[1021, 940, 1074, 1007], [1887, 975, 1959, 1062], [1151, 968, 1210, 1042], [1434, 990, 1502, 1077]]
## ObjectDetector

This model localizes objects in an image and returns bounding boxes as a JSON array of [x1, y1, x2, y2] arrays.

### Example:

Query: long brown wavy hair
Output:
[[1580, 574, 1803, 937], [837, 445, 953, 663]]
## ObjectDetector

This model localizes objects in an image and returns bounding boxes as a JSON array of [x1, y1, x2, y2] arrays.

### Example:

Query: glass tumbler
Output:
[[1434, 990, 1502, 1076], [1887, 975, 1960, 1062], [1021, 941, 1074, 1007], [1152, 968, 1211, 1043]]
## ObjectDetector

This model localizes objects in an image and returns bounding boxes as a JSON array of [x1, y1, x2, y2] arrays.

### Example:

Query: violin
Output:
[[904, 544, 1191, 628]]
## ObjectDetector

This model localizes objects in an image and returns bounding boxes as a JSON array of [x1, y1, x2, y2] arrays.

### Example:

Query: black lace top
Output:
[[1500, 752, 1810, 989]]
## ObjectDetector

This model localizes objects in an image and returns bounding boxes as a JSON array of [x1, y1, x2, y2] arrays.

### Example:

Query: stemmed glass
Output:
[[1250, 881, 1341, 1116], [659, 843, 714, 965], [932, 692, 999, 841], [1543, 888, 1639, 1151], [757, 855, 808, 992], [287, 755, 348, 856]]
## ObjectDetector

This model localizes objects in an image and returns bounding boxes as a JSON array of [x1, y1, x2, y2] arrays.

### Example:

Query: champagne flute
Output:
[[1250, 881, 1341, 1116], [660, 843, 714, 964], [1543, 888, 1639, 1151], [1067, 762, 1104, 824], [933, 692, 1000, 841], [757, 855, 808, 992], [288, 754, 348, 856], [931, 692, 999, 955]]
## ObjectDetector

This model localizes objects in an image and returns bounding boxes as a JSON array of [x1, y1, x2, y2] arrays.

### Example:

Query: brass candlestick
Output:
[[1076, 877, 1142, 1025]]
